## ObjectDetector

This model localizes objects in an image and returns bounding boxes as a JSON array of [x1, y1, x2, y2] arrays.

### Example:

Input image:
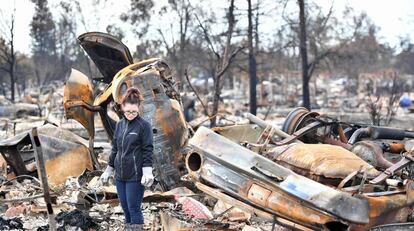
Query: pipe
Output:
[[246, 113, 302, 143], [348, 128, 370, 145]]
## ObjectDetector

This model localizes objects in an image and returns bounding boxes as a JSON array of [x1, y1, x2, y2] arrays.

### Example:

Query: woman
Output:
[[100, 87, 154, 231]]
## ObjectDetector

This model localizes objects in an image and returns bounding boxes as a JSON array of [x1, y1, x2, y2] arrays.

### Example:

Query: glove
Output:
[[100, 165, 114, 183], [141, 167, 154, 187]]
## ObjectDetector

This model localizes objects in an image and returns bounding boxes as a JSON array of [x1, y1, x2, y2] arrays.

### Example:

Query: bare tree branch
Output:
[[157, 28, 174, 56], [217, 46, 244, 86], [319, 3, 333, 32], [184, 68, 209, 116], [195, 14, 220, 60], [281, 0, 297, 26], [308, 48, 332, 77]]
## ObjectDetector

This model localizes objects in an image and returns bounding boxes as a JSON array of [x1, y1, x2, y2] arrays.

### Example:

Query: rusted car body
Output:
[[279, 107, 414, 170], [63, 32, 188, 190], [188, 127, 414, 230]]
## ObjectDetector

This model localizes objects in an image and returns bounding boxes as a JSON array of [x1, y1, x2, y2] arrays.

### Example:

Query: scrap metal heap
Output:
[[188, 124, 414, 230], [1, 32, 414, 230], [0, 123, 93, 188]]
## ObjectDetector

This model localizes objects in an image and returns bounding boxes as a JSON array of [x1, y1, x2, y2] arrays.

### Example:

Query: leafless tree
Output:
[[366, 94, 382, 126], [384, 72, 402, 125], [365, 71, 402, 126], [157, 0, 193, 90], [195, 0, 243, 127], [0, 6, 17, 102], [289, 1, 368, 109]]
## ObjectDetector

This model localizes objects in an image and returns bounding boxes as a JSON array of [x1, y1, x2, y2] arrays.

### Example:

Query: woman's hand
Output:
[[141, 167, 154, 187], [100, 165, 114, 183]]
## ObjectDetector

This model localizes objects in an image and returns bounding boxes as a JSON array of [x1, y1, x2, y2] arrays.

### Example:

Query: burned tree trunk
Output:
[[248, 0, 257, 115], [0, 9, 17, 103], [210, 0, 238, 127], [9, 23, 16, 103], [298, 0, 310, 110], [195, 0, 242, 127]]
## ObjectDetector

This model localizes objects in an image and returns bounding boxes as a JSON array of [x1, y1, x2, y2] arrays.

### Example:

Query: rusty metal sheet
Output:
[[93, 58, 161, 107], [63, 68, 95, 138], [351, 141, 393, 169], [78, 32, 134, 84], [212, 124, 264, 144], [0, 131, 38, 176], [187, 126, 371, 229], [0, 124, 93, 188], [265, 143, 380, 186], [195, 182, 313, 231], [350, 192, 413, 230]]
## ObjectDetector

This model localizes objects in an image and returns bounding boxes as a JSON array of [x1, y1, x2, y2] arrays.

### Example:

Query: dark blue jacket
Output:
[[108, 116, 153, 181]]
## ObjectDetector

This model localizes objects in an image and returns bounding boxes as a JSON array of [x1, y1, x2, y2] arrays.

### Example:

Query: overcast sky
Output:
[[0, 0, 413, 55]]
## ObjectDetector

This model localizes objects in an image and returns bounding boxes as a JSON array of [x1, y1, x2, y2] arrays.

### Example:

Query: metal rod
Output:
[[246, 113, 302, 144], [246, 113, 290, 138], [30, 127, 57, 231], [89, 137, 99, 170]]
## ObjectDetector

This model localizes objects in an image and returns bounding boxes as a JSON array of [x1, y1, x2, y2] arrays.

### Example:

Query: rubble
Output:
[[175, 195, 214, 220], [5, 204, 28, 218], [0, 216, 24, 230], [55, 209, 98, 231], [3, 32, 414, 230], [0, 96, 40, 118]]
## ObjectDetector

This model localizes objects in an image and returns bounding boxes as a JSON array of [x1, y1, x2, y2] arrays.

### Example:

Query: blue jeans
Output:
[[115, 179, 145, 224]]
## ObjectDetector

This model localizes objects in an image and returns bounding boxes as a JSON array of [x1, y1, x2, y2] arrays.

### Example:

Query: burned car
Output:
[[187, 110, 414, 230], [63, 32, 189, 191], [188, 125, 414, 230]]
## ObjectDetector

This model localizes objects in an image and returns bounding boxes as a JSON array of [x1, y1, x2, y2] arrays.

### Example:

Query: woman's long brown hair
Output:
[[121, 87, 143, 105]]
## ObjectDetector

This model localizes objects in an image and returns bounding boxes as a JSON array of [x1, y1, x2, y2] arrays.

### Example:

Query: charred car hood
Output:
[[78, 32, 133, 84]]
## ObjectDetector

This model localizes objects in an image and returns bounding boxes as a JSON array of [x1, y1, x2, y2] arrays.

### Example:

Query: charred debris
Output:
[[1, 32, 414, 230]]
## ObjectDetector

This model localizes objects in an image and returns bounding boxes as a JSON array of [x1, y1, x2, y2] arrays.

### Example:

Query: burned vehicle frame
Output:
[[63, 32, 189, 191], [189, 124, 414, 230]]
